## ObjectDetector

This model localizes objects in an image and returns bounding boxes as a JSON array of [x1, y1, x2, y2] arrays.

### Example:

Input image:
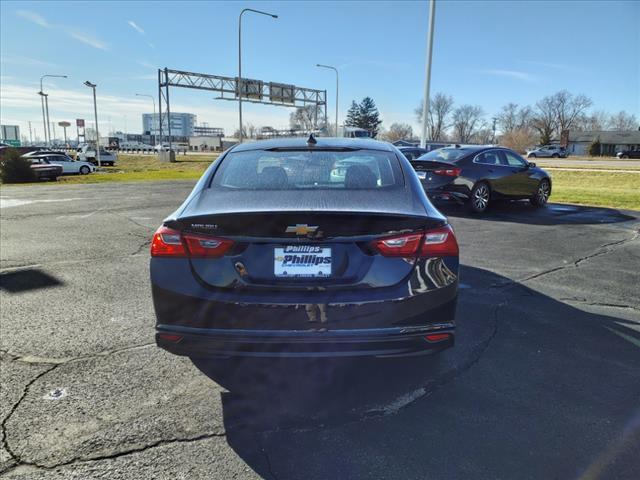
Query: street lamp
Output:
[[238, 8, 278, 143], [316, 64, 339, 136], [135, 93, 157, 146], [39, 74, 67, 146], [84, 81, 101, 168], [420, 0, 436, 148]]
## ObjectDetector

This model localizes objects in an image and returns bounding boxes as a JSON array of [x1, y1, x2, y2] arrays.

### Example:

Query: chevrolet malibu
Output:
[[150, 137, 459, 358]]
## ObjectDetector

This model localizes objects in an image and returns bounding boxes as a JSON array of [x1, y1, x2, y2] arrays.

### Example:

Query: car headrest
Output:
[[345, 164, 378, 189], [258, 166, 288, 188]]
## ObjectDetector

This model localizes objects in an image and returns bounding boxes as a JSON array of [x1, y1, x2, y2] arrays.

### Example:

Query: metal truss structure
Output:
[[158, 68, 327, 149]]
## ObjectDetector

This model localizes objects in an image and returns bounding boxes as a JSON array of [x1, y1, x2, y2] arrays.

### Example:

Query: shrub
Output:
[[588, 137, 601, 157], [0, 148, 36, 183]]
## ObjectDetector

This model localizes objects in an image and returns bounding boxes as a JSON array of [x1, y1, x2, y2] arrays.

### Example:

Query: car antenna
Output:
[[307, 133, 317, 146]]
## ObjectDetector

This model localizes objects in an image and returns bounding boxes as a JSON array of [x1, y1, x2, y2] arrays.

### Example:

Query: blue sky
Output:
[[1, 0, 638, 140]]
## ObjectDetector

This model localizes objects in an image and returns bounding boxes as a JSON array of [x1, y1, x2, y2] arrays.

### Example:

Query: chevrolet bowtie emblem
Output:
[[286, 224, 319, 235]]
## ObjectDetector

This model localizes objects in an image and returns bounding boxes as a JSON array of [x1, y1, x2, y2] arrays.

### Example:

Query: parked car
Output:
[[616, 148, 640, 159], [526, 145, 568, 158], [412, 145, 552, 213], [151, 137, 459, 359], [76, 145, 118, 166], [25, 156, 63, 181], [26, 153, 96, 175], [398, 146, 430, 160]]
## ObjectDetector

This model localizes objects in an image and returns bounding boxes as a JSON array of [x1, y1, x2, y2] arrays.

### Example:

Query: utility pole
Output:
[[238, 8, 278, 143], [28, 121, 33, 144], [316, 64, 339, 135], [84, 81, 101, 167], [420, 0, 436, 148]]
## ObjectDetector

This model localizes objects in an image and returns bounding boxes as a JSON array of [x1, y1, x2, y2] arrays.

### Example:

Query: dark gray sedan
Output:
[[150, 137, 459, 358]]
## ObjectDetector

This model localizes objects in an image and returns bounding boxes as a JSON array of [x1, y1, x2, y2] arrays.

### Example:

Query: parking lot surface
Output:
[[1, 182, 639, 479]]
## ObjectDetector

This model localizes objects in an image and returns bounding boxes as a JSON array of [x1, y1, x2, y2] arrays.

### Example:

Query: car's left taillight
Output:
[[372, 224, 458, 258], [150, 225, 233, 258]]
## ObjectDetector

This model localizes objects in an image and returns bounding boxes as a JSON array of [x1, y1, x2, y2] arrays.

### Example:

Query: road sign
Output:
[[76, 119, 85, 127], [59, 121, 71, 127], [3, 139, 21, 147]]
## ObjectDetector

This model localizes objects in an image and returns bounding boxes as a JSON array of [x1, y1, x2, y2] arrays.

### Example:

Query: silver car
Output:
[[526, 145, 569, 158]]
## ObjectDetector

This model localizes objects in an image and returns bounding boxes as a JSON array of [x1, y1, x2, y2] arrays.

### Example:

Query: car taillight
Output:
[[151, 226, 186, 257], [372, 233, 423, 257], [372, 224, 459, 258], [433, 167, 461, 177], [150, 225, 233, 258], [420, 224, 459, 257]]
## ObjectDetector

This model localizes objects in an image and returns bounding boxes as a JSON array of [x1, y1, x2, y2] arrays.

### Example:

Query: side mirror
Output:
[[528, 162, 536, 168]]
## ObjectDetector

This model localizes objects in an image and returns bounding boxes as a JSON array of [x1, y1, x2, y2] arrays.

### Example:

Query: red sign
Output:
[[76, 119, 85, 127]]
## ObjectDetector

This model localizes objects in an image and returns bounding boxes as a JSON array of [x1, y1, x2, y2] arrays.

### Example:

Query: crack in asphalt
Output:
[[2, 342, 156, 366], [559, 297, 640, 313], [489, 230, 640, 288], [0, 431, 227, 475], [1, 364, 59, 471]]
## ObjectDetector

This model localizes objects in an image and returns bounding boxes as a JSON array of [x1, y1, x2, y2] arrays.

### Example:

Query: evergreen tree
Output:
[[358, 97, 383, 138], [344, 101, 361, 127], [588, 137, 601, 156]]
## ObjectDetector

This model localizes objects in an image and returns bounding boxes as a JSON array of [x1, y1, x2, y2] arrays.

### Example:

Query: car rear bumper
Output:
[[156, 324, 455, 358]]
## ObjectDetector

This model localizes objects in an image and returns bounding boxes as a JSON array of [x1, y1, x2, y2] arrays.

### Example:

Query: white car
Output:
[[26, 153, 96, 175], [77, 145, 118, 166]]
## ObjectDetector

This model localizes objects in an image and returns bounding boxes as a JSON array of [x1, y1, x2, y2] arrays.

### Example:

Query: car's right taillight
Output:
[[433, 167, 462, 177], [419, 224, 459, 257], [372, 224, 459, 258], [150, 225, 234, 258]]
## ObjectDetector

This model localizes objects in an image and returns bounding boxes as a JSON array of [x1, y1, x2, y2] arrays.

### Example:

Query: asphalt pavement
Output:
[[1, 181, 639, 479]]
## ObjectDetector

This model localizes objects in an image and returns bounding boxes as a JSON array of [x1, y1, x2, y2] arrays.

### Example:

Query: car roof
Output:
[[230, 136, 395, 153]]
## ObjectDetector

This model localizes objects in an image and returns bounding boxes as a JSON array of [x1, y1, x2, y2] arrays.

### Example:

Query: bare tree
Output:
[[501, 128, 538, 153], [415, 93, 454, 141], [532, 96, 558, 145], [551, 90, 593, 133], [497, 103, 535, 134], [380, 123, 414, 143], [451, 105, 484, 143], [574, 110, 609, 131], [289, 105, 323, 131], [608, 111, 638, 131], [497, 103, 519, 133]]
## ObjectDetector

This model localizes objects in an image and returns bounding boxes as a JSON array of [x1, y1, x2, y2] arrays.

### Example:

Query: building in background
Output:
[[1, 125, 21, 146], [142, 113, 196, 137], [566, 130, 640, 156]]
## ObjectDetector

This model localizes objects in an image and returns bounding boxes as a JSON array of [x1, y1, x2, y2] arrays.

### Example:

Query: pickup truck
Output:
[[76, 145, 118, 166]]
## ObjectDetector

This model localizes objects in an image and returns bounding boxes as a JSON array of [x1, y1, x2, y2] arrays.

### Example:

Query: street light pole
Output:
[[316, 64, 339, 135], [135, 94, 157, 146], [39, 74, 68, 147], [84, 81, 101, 168], [238, 8, 278, 143], [420, 0, 436, 148]]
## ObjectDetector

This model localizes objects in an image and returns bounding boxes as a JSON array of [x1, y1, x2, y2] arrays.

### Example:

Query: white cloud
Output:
[[16, 10, 52, 28], [68, 31, 108, 51], [2, 54, 57, 68], [476, 69, 537, 83], [147, 42, 155, 49], [137, 61, 156, 69], [519, 60, 578, 72], [14, 9, 108, 51], [127, 20, 145, 35]]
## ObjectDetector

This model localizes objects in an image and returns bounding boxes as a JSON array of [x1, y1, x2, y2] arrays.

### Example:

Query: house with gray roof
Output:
[[567, 130, 640, 156]]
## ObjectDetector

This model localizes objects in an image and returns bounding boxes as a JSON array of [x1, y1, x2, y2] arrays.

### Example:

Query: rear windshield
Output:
[[212, 149, 403, 190], [416, 147, 473, 163]]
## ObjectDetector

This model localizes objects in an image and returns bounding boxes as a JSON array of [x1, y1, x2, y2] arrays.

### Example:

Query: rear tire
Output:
[[469, 182, 490, 213], [530, 179, 551, 207], [528, 153, 536, 158], [552, 153, 560, 158], [621, 155, 629, 159], [79, 165, 90, 175]]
